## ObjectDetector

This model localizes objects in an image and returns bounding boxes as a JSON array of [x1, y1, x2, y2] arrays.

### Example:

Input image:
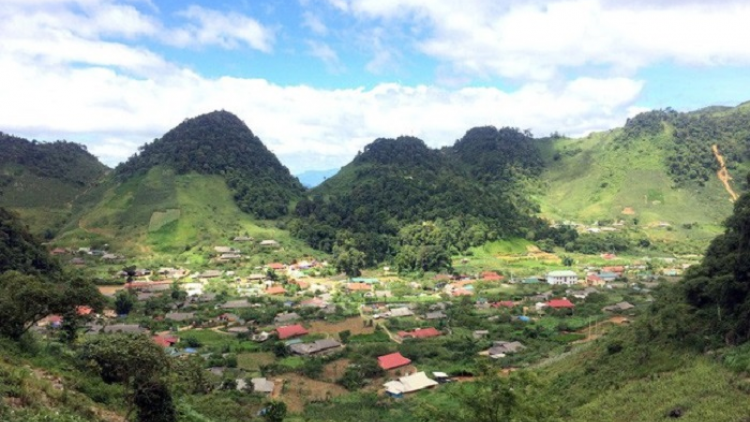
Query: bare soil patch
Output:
[[321, 358, 350, 382], [621, 207, 635, 215], [308, 316, 374, 337], [275, 373, 349, 413]]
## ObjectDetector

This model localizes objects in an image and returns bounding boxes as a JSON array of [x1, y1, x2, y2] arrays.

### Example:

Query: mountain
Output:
[[296, 168, 340, 188], [116, 110, 304, 219], [53, 111, 317, 259], [291, 129, 546, 267], [0, 132, 108, 236], [537, 102, 750, 253], [0, 207, 62, 276]]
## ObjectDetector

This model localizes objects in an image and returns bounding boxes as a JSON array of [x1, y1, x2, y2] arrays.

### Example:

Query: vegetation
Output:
[[115, 110, 304, 219]]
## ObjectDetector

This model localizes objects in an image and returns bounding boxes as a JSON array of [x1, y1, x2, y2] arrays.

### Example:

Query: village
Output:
[[40, 236, 695, 414]]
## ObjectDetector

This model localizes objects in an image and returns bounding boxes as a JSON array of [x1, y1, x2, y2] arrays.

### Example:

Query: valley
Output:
[[3, 103, 750, 421]]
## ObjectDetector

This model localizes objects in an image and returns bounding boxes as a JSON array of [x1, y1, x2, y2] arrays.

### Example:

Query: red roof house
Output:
[[378, 352, 412, 370], [547, 298, 575, 309], [346, 282, 372, 292], [397, 327, 441, 340], [492, 301, 515, 309], [481, 271, 504, 281], [152, 335, 179, 348], [277, 324, 309, 340], [266, 285, 287, 295], [267, 263, 286, 271], [76, 305, 94, 316], [452, 288, 473, 297]]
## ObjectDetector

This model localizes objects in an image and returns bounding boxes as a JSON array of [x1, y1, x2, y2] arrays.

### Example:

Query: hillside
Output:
[[0, 133, 108, 236], [537, 102, 750, 253], [54, 111, 317, 261], [292, 130, 545, 267], [116, 110, 304, 219]]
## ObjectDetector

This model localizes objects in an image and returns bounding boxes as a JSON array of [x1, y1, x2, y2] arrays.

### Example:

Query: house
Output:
[[528, 291, 553, 302], [220, 253, 242, 260], [274, 312, 301, 325], [480, 271, 504, 282], [388, 307, 414, 318], [451, 288, 473, 297], [87, 324, 147, 335], [423, 311, 447, 320], [248, 273, 266, 281], [378, 352, 412, 370], [546, 270, 579, 285], [398, 327, 441, 340], [473, 330, 490, 339], [383, 372, 438, 396], [165, 312, 195, 322], [266, 263, 286, 271], [346, 282, 372, 293], [252, 331, 271, 342], [602, 302, 635, 312], [598, 271, 619, 282], [265, 285, 287, 296], [227, 326, 250, 335], [300, 298, 328, 309], [522, 276, 541, 284], [233, 236, 253, 242], [50, 247, 68, 256], [197, 270, 222, 279], [432, 372, 451, 383], [492, 301, 515, 309], [570, 287, 598, 300], [586, 274, 605, 287], [220, 300, 254, 309], [259, 240, 280, 247], [487, 341, 526, 358], [214, 246, 238, 254], [276, 324, 309, 340], [546, 298, 576, 309], [251, 378, 275, 395], [153, 335, 179, 348], [288, 338, 342, 356]]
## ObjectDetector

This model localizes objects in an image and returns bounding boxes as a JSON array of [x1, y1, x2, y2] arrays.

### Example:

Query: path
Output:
[[712, 144, 739, 202]]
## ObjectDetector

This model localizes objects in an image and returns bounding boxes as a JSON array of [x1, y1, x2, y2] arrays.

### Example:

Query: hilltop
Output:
[[54, 111, 317, 261], [292, 129, 547, 269], [0, 132, 108, 236]]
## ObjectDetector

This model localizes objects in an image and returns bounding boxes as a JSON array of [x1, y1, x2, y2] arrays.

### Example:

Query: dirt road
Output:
[[712, 144, 739, 202]]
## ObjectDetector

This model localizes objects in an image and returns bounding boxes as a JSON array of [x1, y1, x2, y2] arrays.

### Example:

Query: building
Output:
[[546, 270, 579, 285], [383, 372, 438, 396], [288, 338, 342, 356], [378, 352, 411, 370], [398, 327, 441, 340], [276, 324, 309, 340]]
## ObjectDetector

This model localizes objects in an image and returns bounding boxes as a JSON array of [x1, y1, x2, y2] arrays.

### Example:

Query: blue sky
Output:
[[2, 0, 750, 173]]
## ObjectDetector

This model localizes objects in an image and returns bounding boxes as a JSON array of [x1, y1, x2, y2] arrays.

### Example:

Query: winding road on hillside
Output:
[[712, 144, 739, 202]]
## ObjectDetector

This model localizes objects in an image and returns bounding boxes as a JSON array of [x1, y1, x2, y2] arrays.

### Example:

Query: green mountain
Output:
[[537, 102, 750, 253], [292, 128, 546, 266], [54, 111, 316, 260], [0, 132, 108, 236], [116, 110, 304, 219]]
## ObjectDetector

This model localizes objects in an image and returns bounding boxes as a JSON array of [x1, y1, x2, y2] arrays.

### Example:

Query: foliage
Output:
[[262, 400, 287, 422], [293, 128, 545, 266], [115, 110, 304, 219], [0, 207, 62, 276], [114, 289, 135, 315], [133, 378, 177, 422]]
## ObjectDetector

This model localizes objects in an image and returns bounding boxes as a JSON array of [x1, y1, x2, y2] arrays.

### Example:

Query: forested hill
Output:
[[0, 207, 62, 276], [115, 110, 304, 219], [291, 128, 547, 268], [0, 133, 108, 235]]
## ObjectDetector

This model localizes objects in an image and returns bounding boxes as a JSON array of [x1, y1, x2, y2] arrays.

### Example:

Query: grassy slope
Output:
[[0, 165, 100, 234], [535, 327, 750, 422], [537, 128, 733, 251], [55, 166, 321, 261]]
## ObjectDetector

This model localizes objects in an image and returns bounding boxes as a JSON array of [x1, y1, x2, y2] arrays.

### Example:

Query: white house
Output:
[[546, 270, 579, 285]]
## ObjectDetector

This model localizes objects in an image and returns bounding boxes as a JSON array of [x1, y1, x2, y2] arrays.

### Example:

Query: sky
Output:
[[2, 0, 750, 174]]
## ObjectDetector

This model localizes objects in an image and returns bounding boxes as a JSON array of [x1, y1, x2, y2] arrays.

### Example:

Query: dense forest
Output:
[[0, 132, 107, 190], [290, 128, 557, 271], [115, 111, 304, 219]]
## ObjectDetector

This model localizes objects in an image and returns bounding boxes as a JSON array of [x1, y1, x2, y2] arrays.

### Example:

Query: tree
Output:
[[263, 401, 287, 422], [114, 289, 135, 315], [79, 334, 172, 421], [334, 247, 366, 276], [418, 371, 551, 422], [0, 271, 103, 340]]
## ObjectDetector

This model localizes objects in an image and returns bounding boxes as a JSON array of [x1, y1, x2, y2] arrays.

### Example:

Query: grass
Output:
[[537, 129, 736, 253]]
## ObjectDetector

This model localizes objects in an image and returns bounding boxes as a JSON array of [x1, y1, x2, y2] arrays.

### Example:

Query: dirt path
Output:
[[712, 144, 739, 202]]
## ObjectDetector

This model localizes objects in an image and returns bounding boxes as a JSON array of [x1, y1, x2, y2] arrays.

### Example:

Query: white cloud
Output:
[[302, 11, 328, 35], [0, 46, 644, 172], [331, 0, 750, 80], [307, 41, 344, 72], [169, 5, 274, 51]]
